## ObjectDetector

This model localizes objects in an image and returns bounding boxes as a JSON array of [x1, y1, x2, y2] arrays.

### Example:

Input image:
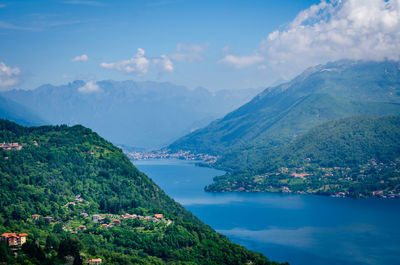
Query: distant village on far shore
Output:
[[125, 149, 218, 164]]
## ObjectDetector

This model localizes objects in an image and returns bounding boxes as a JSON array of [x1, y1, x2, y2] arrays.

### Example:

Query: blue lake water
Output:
[[134, 159, 400, 265]]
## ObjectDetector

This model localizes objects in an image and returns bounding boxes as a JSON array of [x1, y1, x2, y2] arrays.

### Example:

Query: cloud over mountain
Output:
[[77, 80, 100, 93], [222, 0, 400, 80], [263, 0, 400, 77]]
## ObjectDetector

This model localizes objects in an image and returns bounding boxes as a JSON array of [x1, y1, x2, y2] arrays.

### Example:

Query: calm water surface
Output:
[[134, 159, 400, 265]]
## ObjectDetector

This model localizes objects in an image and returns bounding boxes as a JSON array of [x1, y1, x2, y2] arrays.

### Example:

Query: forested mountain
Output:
[[0, 119, 279, 264], [1, 81, 260, 149], [0, 95, 45, 126], [169, 60, 400, 156], [206, 116, 400, 198]]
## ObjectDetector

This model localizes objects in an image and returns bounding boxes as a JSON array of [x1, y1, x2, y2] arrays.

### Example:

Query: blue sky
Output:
[[1, 0, 399, 91]]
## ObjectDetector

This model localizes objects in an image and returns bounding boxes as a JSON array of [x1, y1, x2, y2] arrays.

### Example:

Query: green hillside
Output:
[[206, 116, 400, 198], [168, 60, 400, 157], [0, 120, 278, 265]]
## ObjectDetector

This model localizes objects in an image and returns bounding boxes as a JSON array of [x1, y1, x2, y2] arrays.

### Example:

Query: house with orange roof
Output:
[[31, 214, 40, 221], [88, 258, 102, 265]]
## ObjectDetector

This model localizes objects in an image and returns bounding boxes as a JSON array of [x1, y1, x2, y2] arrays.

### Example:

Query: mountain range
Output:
[[0, 80, 260, 149], [169, 60, 400, 158], [168, 60, 400, 196]]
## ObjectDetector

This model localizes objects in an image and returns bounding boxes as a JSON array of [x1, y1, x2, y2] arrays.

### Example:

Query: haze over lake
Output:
[[135, 159, 400, 265]]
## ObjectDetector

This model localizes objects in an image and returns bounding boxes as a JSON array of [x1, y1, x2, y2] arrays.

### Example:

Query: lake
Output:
[[134, 159, 400, 265]]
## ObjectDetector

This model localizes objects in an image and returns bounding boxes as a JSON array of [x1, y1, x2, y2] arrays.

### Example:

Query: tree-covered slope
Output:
[[206, 116, 400, 198], [168, 60, 400, 156], [0, 120, 279, 265]]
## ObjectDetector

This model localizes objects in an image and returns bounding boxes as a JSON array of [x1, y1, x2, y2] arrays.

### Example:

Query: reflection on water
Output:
[[134, 159, 400, 265]]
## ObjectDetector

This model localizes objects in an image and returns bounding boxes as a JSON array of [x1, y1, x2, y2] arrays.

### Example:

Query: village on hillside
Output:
[[0, 140, 39, 152], [1, 193, 173, 265]]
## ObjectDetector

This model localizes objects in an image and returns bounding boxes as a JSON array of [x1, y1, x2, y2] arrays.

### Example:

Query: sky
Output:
[[0, 0, 399, 92]]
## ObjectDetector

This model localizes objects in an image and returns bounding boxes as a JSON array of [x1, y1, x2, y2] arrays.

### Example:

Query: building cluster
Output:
[[91, 213, 172, 228], [31, 214, 55, 222], [1, 233, 28, 247], [0, 142, 24, 151], [0, 140, 39, 151], [121, 213, 167, 222]]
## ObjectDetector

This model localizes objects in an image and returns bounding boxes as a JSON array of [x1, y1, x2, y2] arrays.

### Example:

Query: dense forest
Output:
[[206, 116, 400, 198], [0, 119, 282, 265]]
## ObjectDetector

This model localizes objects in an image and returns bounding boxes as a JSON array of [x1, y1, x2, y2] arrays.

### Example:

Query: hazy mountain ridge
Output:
[[168, 60, 400, 156], [1, 80, 261, 149], [0, 95, 46, 126]]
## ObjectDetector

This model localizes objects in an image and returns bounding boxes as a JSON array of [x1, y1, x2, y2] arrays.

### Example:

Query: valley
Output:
[[2, 1, 400, 264]]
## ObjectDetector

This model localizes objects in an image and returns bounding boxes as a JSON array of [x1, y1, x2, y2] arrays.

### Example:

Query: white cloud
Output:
[[72, 54, 89, 62], [100, 48, 175, 75], [169, 43, 209, 62], [260, 0, 400, 78], [100, 43, 210, 76], [77, 80, 100, 93], [219, 54, 264, 68], [0, 62, 20, 90], [153, 54, 174, 72], [100, 48, 151, 75]]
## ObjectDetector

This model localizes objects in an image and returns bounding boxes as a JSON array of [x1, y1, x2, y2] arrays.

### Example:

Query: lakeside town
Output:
[[125, 149, 218, 164]]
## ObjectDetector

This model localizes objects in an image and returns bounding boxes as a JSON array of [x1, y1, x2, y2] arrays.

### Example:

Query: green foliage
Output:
[[0, 119, 276, 264]]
